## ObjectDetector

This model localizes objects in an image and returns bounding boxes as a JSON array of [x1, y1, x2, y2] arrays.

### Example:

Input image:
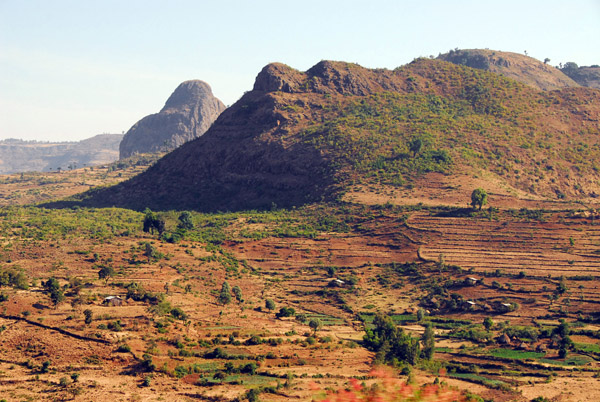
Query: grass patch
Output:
[[489, 348, 545, 360], [538, 355, 592, 366], [574, 343, 600, 353], [449, 372, 507, 387]]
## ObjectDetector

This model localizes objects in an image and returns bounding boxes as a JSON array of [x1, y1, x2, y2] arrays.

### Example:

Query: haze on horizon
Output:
[[1, 0, 599, 142]]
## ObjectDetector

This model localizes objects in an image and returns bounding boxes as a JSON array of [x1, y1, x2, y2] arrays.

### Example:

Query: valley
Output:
[[0, 176, 599, 400]]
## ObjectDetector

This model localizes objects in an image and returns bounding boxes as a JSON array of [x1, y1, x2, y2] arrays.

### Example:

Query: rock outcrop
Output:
[[119, 80, 226, 159]]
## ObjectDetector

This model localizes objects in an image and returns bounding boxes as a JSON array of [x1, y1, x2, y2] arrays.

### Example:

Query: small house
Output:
[[103, 296, 123, 306], [328, 279, 346, 288]]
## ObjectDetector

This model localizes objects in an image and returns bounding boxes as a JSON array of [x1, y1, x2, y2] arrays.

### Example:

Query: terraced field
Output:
[[413, 212, 600, 277]]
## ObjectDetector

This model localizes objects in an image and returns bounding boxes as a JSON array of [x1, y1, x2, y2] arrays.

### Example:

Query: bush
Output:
[[276, 307, 296, 318], [83, 309, 93, 325], [116, 344, 131, 353], [170, 307, 187, 320], [239, 362, 257, 375]]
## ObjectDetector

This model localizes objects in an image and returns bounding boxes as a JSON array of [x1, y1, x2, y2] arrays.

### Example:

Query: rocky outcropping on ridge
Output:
[[119, 80, 226, 159]]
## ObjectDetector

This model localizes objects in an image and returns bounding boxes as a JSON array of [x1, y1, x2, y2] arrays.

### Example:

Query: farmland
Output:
[[0, 184, 599, 401]]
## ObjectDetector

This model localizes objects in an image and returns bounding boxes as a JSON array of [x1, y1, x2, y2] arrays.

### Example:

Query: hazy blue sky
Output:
[[1, 0, 599, 141]]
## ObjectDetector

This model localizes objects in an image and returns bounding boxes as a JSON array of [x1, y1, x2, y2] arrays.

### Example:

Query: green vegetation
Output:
[[43, 277, 64, 307], [470, 188, 488, 210], [489, 348, 545, 360], [218, 281, 232, 305], [363, 313, 421, 365]]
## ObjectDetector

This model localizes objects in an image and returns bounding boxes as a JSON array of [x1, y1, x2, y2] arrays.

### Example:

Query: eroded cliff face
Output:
[[119, 80, 226, 159]]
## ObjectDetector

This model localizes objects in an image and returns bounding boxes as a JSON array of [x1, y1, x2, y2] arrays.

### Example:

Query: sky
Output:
[[1, 0, 599, 142]]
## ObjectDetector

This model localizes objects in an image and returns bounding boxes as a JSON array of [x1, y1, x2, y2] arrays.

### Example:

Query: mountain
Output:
[[0, 134, 122, 174], [51, 58, 600, 212], [119, 80, 226, 159], [437, 49, 579, 90], [560, 62, 600, 89]]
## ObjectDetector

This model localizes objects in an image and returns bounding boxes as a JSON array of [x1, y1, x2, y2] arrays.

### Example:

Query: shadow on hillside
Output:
[[433, 208, 475, 217]]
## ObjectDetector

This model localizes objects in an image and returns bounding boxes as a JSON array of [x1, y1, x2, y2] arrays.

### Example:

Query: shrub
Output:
[[83, 309, 93, 325], [116, 344, 131, 353], [218, 282, 232, 305], [276, 307, 296, 318], [170, 307, 187, 320]]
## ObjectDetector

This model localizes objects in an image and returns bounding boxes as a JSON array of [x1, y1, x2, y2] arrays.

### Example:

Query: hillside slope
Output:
[[53, 58, 600, 212], [119, 80, 226, 159], [437, 49, 579, 90], [0, 134, 122, 174]]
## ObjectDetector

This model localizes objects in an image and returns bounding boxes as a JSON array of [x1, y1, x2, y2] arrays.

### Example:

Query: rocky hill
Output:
[[52, 58, 600, 212], [0, 134, 122, 174], [119, 80, 226, 159], [560, 62, 600, 89], [437, 49, 579, 90]]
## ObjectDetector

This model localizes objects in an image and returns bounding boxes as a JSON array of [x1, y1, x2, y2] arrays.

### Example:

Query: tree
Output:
[[470, 188, 488, 210], [363, 313, 421, 365], [43, 278, 64, 307], [544, 57, 551, 64], [83, 309, 93, 325], [218, 281, 232, 305], [483, 317, 494, 331], [143, 209, 166, 236], [144, 242, 157, 262], [276, 307, 296, 318], [177, 211, 194, 230], [409, 137, 423, 157], [265, 299, 276, 311], [309, 318, 322, 336], [143, 209, 157, 233], [554, 319, 573, 358], [97, 264, 115, 284], [561, 62, 579, 75], [556, 276, 568, 295], [421, 323, 435, 360], [232, 285, 243, 303]]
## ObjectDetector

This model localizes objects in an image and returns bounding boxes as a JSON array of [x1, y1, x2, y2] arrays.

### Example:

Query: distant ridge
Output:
[[119, 80, 226, 159], [47, 56, 600, 212], [437, 48, 579, 90], [0, 134, 122, 174], [560, 62, 600, 89]]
